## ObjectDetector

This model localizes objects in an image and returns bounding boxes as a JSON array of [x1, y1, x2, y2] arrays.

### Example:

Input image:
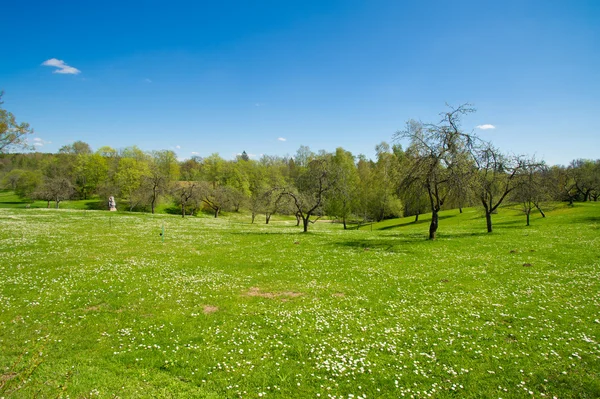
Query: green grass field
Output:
[[1, 200, 599, 398]]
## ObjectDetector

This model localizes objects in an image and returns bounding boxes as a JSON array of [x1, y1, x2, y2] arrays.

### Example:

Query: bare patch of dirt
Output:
[[0, 372, 17, 383], [332, 292, 345, 298], [281, 291, 302, 297], [84, 304, 103, 312], [245, 287, 303, 300], [523, 263, 532, 267], [246, 287, 276, 298], [203, 305, 219, 314]]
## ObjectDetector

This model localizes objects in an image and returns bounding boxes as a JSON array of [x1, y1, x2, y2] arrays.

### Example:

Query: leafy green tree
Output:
[[223, 160, 252, 211], [327, 147, 359, 229], [75, 153, 108, 199], [0, 91, 33, 153], [372, 142, 403, 221], [59, 141, 92, 155], [142, 150, 180, 213], [115, 157, 150, 210], [354, 156, 376, 223], [14, 170, 42, 199], [96, 146, 118, 158], [294, 145, 314, 168], [180, 157, 203, 181], [202, 153, 226, 188], [2, 168, 24, 190]]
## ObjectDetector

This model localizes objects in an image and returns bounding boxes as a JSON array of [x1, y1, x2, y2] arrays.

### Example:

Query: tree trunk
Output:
[[343, 216, 347, 230], [214, 208, 219, 218], [526, 210, 530, 226], [295, 213, 301, 226], [429, 210, 438, 240], [181, 204, 186, 218], [303, 216, 309, 233], [414, 213, 419, 223], [266, 213, 271, 224], [459, 207, 463, 214], [485, 211, 493, 233], [47, 200, 51, 208], [55, 199, 60, 209], [535, 204, 546, 218], [151, 198, 156, 214], [251, 212, 255, 224]]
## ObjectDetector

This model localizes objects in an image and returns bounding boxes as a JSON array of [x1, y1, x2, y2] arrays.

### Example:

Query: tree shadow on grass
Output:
[[228, 228, 305, 236], [84, 201, 106, 210], [572, 215, 600, 224], [336, 229, 491, 252], [377, 214, 455, 231], [336, 233, 430, 253], [436, 231, 489, 239], [493, 219, 524, 227]]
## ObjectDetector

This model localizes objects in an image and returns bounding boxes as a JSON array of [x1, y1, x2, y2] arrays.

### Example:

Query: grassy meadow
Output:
[[1, 198, 599, 398]]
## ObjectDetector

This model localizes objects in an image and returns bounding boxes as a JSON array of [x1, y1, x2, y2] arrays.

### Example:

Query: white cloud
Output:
[[277, 137, 286, 142], [31, 137, 51, 147], [175, 145, 181, 149], [41, 58, 81, 75], [191, 152, 200, 155], [476, 124, 496, 130]]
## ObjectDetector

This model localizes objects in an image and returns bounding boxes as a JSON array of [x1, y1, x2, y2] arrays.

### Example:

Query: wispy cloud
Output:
[[144, 78, 152, 83], [42, 58, 81, 75], [191, 152, 200, 155], [277, 137, 286, 142], [175, 145, 181, 149], [476, 124, 496, 130], [31, 137, 51, 147]]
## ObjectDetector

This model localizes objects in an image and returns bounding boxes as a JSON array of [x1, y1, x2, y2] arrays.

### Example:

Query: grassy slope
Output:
[[0, 203, 599, 398]]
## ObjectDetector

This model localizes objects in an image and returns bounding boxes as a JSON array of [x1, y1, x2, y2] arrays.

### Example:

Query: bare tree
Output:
[[472, 143, 527, 233], [198, 181, 234, 218], [394, 104, 476, 239], [172, 181, 201, 217], [281, 157, 337, 232], [33, 177, 75, 208], [512, 161, 549, 226]]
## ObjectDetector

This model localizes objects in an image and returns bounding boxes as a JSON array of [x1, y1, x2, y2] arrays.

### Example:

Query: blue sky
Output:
[[2, 0, 598, 165]]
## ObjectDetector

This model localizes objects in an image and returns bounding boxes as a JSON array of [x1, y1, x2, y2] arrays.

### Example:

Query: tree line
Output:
[[1, 96, 599, 237]]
